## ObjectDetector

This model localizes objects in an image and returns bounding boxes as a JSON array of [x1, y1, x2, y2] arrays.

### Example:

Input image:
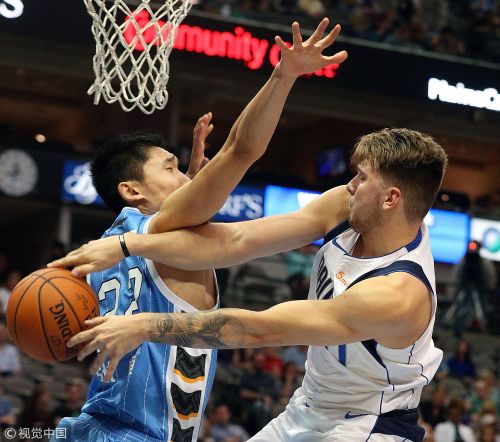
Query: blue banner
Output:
[[214, 184, 264, 222], [424, 209, 470, 264]]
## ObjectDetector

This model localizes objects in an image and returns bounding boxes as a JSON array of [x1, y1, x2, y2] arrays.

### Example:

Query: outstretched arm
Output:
[[149, 19, 348, 233], [48, 186, 349, 276], [68, 273, 431, 382]]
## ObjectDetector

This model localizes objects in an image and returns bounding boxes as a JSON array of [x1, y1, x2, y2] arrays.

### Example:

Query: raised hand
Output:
[[186, 112, 214, 179], [275, 18, 348, 78]]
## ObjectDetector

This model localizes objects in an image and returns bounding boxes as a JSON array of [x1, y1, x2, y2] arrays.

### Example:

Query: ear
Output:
[[383, 187, 402, 210], [117, 181, 143, 205]]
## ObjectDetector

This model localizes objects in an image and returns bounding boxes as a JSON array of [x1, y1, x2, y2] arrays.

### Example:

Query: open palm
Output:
[[276, 18, 348, 78]]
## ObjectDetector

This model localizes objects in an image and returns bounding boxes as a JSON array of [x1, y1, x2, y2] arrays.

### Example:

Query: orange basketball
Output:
[[6, 268, 100, 363]]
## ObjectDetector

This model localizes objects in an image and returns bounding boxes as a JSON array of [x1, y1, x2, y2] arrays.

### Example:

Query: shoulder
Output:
[[339, 273, 431, 340], [106, 207, 156, 235], [350, 272, 430, 306]]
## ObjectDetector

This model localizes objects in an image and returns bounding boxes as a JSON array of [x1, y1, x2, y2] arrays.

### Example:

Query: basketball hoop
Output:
[[83, 0, 194, 114]]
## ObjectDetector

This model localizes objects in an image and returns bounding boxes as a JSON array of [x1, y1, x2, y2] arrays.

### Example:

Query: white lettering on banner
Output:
[[428, 77, 500, 112], [218, 194, 263, 219], [64, 162, 99, 205], [0, 0, 23, 19]]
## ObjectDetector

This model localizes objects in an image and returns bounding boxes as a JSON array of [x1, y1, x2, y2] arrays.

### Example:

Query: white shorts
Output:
[[249, 390, 424, 442]]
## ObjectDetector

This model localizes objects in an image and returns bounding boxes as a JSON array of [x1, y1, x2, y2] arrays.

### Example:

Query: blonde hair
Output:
[[352, 128, 448, 223]]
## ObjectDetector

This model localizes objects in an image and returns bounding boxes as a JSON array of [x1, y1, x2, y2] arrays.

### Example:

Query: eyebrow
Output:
[[164, 154, 178, 165]]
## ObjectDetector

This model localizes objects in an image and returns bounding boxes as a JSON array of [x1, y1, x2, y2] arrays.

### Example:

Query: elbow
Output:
[[228, 136, 265, 162]]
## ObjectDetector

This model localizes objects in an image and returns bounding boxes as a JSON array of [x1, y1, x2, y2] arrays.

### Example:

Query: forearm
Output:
[[139, 309, 263, 349], [138, 300, 344, 350], [127, 214, 321, 271], [224, 68, 296, 159], [151, 69, 296, 233]]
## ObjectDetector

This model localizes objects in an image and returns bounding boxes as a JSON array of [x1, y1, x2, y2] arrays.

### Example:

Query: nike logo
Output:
[[345, 411, 369, 419]]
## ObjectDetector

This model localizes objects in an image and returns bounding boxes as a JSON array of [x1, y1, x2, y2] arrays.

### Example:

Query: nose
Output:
[[347, 177, 357, 195]]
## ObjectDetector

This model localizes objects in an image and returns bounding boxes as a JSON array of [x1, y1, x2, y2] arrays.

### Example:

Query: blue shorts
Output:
[[52, 413, 164, 442]]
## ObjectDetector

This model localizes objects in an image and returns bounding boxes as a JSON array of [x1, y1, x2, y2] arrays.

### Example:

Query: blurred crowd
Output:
[[1, 244, 500, 441], [197, 0, 500, 62]]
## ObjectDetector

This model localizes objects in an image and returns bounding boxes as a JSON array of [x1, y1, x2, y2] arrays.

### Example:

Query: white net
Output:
[[83, 0, 194, 114]]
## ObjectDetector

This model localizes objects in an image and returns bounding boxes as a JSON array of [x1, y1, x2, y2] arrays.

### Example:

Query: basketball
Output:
[[5, 268, 100, 363]]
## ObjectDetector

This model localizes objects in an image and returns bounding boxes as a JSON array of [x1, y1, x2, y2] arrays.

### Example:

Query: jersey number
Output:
[[97, 267, 143, 317]]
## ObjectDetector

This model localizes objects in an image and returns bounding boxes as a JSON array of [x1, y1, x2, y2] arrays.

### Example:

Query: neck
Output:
[[354, 219, 420, 258], [136, 202, 158, 215]]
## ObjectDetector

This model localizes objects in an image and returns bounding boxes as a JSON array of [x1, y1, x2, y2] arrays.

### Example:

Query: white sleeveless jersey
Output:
[[301, 221, 443, 415]]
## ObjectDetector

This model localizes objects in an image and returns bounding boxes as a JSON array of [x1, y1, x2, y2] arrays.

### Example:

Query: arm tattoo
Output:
[[146, 311, 246, 348]]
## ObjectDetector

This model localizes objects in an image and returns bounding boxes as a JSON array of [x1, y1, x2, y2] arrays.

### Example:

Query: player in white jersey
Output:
[[51, 127, 447, 441]]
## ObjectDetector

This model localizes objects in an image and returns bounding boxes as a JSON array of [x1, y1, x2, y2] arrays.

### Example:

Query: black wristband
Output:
[[119, 234, 130, 258]]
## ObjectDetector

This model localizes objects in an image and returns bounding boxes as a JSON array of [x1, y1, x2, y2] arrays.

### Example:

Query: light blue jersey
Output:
[[55, 207, 218, 442]]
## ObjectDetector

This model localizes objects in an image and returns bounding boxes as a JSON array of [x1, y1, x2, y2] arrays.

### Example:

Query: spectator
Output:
[[282, 345, 308, 374], [420, 384, 448, 428], [469, 370, 500, 417], [284, 245, 316, 301], [278, 362, 302, 403], [432, 334, 449, 381], [284, 245, 316, 281], [239, 351, 280, 435], [420, 420, 436, 441], [476, 413, 500, 442], [0, 320, 21, 377], [431, 26, 466, 55], [0, 385, 16, 428], [447, 339, 477, 380], [297, 0, 326, 17], [210, 404, 249, 442], [18, 386, 54, 431], [434, 397, 475, 442], [262, 347, 284, 376], [0, 268, 22, 316], [53, 381, 85, 424], [418, 0, 450, 34]]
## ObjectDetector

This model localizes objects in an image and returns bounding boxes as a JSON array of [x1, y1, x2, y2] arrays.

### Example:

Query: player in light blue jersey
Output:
[[53, 127, 448, 441], [49, 19, 349, 442]]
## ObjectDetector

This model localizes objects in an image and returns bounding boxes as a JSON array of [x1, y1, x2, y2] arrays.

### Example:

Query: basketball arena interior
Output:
[[0, 1, 499, 441]]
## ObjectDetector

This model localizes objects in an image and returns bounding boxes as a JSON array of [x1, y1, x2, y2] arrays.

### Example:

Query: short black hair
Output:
[[91, 132, 166, 214]]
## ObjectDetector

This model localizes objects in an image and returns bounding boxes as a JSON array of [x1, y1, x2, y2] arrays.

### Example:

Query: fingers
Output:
[[47, 251, 80, 269], [317, 24, 341, 49], [67, 328, 97, 349], [85, 317, 107, 327], [88, 351, 117, 383], [291, 21, 302, 47], [194, 112, 213, 133], [275, 35, 288, 51], [71, 264, 94, 278], [323, 50, 349, 65], [77, 339, 102, 361], [308, 17, 329, 44], [90, 351, 107, 375], [103, 356, 119, 383], [200, 157, 209, 169]]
